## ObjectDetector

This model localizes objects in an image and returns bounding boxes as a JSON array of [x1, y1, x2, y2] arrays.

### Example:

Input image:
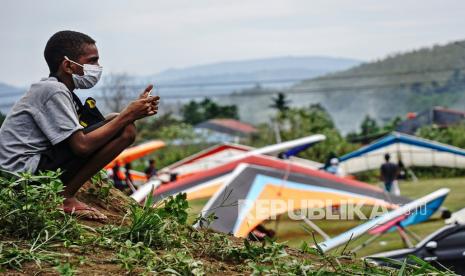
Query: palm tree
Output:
[[270, 92, 290, 113]]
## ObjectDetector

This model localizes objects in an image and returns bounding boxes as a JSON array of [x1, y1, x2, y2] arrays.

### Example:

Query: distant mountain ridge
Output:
[[0, 83, 24, 113], [150, 56, 361, 84], [129, 56, 362, 100], [1, 56, 361, 113]]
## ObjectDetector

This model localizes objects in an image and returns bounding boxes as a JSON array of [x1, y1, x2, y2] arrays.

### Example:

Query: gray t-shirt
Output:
[[0, 77, 83, 173]]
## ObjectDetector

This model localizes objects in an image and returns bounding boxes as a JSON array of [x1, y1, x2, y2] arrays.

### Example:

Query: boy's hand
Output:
[[121, 85, 160, 122], [139, 84, 153, 99], [139, 84, 160, 115]]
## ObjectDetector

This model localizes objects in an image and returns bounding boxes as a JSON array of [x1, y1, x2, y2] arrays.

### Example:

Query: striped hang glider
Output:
[[152, 150, 350, 203], [161, 135, 325, 178], [132, 135, 325, 203], [339, 132, 465, 174], [162, 143, 252, 178], [197, 164, 410, 238], [318, 188, 449, 252], [445, 207, 465, 225]]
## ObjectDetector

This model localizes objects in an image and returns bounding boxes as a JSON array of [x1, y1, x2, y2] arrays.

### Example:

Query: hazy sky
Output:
[[1, 0, 465, 86]]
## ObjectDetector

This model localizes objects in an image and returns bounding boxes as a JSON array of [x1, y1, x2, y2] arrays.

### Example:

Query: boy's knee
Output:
[[121, 124, 137, 144]]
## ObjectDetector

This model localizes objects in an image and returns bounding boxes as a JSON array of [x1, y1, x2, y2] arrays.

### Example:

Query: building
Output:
[[396, 107, 465, 134]]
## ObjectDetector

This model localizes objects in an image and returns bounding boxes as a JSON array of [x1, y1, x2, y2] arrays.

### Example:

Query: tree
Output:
[[347, 115, 400, 143], [181, 98, 239, 125], [253, 104, 356, 162], [417, 123, 465, 149], [360, 115, 379, 136], [270, 92, 291, 113], [136, 112, 181, 143], [181, 101, 204, 125], [382, 116, 402, 132], [100, 73, 133, 113], [0, 112, 5, 127]]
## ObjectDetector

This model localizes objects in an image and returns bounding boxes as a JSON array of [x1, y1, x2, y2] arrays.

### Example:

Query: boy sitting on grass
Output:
[[0, 30, 159, 220]]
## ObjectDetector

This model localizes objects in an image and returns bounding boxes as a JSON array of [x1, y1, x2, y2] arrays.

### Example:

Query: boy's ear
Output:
[[61, 59, 73, 75]]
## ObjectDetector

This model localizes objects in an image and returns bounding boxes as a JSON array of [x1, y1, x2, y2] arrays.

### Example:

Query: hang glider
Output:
[[339, 132, 465, 174], [445, 207, 465, 225], [108, 168, 148, 184], [317, 188, 449, 252], [105, 140, 165, 169], [196, 164, 409, 238], [131, 135, 326, 203], [151, 149, 364, 203], [163, 135, 325, 178], [163, 143, 252, 178]]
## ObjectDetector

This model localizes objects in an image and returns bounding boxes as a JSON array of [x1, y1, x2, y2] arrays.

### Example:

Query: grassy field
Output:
[[187, 177, 465, 257]]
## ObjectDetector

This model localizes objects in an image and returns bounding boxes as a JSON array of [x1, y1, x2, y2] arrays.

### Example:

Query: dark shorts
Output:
[[384, 181, 393, 192], [35, 121, 107, 184]]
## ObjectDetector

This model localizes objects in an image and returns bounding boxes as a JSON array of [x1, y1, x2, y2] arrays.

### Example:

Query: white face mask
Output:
[[64, 56, 103, 89]]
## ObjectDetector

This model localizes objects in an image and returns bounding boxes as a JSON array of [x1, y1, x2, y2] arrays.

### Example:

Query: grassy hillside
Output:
[[0, 171, 447, 275]]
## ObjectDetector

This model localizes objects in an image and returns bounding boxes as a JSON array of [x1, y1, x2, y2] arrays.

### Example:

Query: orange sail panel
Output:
[[106, 140, 165, 168], [198, 164, 410, 238]]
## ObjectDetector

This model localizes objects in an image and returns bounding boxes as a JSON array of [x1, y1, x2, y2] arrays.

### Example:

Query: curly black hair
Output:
[[44, 30, 96, 74]]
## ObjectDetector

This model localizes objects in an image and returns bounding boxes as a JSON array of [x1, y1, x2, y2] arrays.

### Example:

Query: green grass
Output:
[[1, 172, 452, 274], [187, 177, 465, 257]]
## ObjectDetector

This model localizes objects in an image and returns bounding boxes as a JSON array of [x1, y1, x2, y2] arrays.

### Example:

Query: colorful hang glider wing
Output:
[[318, 188, 449, 252], [164, 135, 325, 178], [153, 153, 381, 202], [197, 164, 410, 238], [233, 135, 325, 161], [106, 140, 165, 168], [339, 132, 465, 174], [281, 143, 314, 159], [445, 207, 465, 225], [165, 143, 252, 171], [107, 168, 148, 183], [164, 143, 252, 177]]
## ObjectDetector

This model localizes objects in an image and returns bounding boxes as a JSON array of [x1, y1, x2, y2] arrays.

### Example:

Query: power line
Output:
[[0, 103, 13, 109], [0, 76, 459, 109], [90, 77, 454, 101], [309, 66, 465, 81], [150, 77, 301, 88], [96, 66, 465, 91], [0, 92, 26, 98], [1, 65, 464, 100]]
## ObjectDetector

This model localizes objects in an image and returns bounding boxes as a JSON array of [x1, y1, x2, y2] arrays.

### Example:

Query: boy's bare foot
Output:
[[62, 197, 107, 220]]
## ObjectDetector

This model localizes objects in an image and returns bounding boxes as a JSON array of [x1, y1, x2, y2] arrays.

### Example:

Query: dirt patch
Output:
[[74, 181, 133, 226]]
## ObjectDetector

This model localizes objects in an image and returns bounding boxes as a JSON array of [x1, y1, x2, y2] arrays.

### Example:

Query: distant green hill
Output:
[[324, 41, 465, 77], [285, 40, 465, 134], [222, 40, 465, 134]]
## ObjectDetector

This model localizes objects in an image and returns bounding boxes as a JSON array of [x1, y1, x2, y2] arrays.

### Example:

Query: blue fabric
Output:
[[384, 194, 447, 233], [384, 181, 393, 192], [399, 194, 447, 228], [283, 143, 313, 158], [326, 165, 338, 175], [340, 132, 465, 161]]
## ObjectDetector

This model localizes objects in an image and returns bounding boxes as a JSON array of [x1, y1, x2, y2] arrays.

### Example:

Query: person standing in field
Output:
[[144, 159, 157, 180], [380, 153, 400, 195]]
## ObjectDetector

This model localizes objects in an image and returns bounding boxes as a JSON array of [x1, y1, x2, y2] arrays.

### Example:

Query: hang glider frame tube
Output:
[[317, 188, 450, 252]]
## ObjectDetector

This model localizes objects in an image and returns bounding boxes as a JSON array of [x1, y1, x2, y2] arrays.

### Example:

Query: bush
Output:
[[0, 170, 80, 240]]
